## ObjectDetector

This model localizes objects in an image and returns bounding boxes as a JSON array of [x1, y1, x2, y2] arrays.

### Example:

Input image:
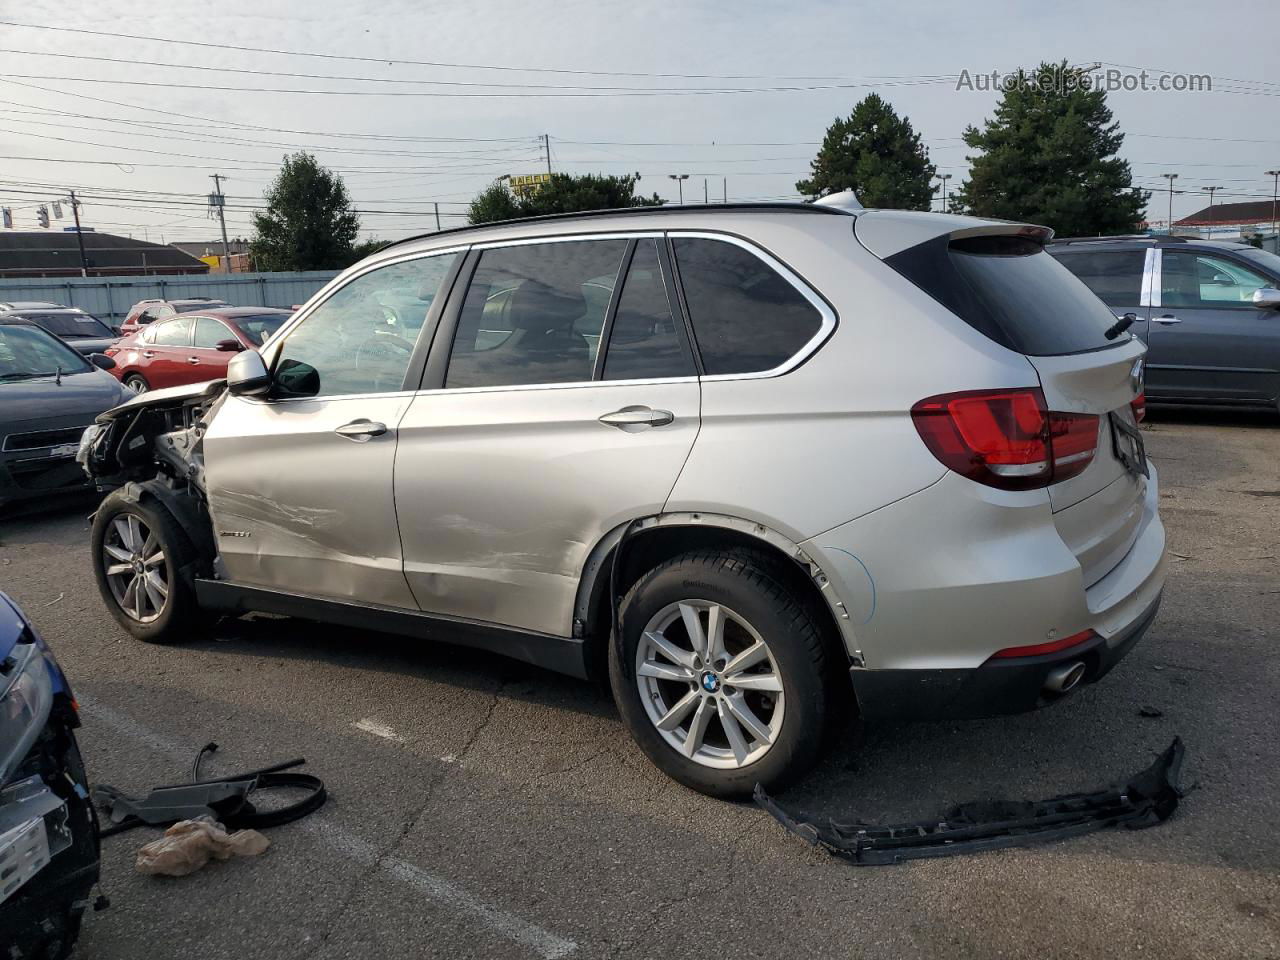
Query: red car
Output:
[[106, 307, 292, 393], [119, 297, 228, 337]]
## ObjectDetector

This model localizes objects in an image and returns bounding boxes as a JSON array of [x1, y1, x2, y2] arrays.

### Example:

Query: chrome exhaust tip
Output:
[[1043, 661, 1087, 696]]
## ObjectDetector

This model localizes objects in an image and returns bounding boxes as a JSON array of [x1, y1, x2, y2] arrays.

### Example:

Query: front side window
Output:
[[445, 239, 627, 389], [1049, 250, 1146, 306], [149, 317, 193, 347], [602, 238, 694, 381], [192, 317, 235, 348], [1162, 252, 1270, 308], [671, 237, 824, 375], [274, 252, 458, 398]]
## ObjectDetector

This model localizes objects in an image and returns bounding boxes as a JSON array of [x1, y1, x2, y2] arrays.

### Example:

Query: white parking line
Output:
[[352, 717, 405, 742], [80, 699, 578, 959]]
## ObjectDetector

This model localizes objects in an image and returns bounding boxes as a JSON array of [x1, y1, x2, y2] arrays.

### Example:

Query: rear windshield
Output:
[[232, 314, 287, 346], [28, 312, 114, 339], [886, 234, 1121, 356]]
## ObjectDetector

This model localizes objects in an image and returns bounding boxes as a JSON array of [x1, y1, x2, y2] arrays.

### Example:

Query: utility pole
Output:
[[722, 177, 727, 203], [1267, 170, 1280, 247], [1161, 173, 1179, 235], [209, 174, 231, 271], [434, 202, 441, 231], [68, 190, 88, 277], [1201, 185, 1221, 209], [543, 134, 552, 175], [938, 173, 952, 214], [668, 174, 689, 204]]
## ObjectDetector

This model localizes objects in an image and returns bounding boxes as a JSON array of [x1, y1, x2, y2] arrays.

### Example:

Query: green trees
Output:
[[467, 173, 662, 224], [250, 152, 361, 271], [795, 94, 936, 209], [953, 63, 1147, 235]]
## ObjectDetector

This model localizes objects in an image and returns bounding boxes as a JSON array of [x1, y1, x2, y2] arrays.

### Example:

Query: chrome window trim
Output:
[[665, 230, 838, 381], [1141, 247, 1157, 308], [471, 231, 663, 251], [412, 375, 700, 399]]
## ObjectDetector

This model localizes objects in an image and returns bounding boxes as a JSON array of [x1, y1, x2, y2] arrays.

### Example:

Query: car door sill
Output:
[[194, 579, 589, 679]]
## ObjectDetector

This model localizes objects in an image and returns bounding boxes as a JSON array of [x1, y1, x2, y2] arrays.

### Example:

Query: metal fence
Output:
[[0, 271, 341, 322]]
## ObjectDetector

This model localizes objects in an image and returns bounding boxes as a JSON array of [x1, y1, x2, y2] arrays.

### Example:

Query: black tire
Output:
[[90, 490, 201, 643], [123, 373, 148, 393], [609, 548, 835, 798]]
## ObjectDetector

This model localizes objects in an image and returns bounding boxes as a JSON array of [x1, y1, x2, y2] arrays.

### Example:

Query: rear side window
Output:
[[446, 239, 628, 389], [192, 317, 234, 348], [602, 239, 694, 381], [886, 235, 1120, 356], [149, 317, 193, 346], [1048, 249, 1146, 306], [672, 237, 824, 375]]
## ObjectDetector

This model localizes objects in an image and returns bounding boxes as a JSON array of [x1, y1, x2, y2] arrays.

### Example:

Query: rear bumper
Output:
[[849, 590, 1162, 721]]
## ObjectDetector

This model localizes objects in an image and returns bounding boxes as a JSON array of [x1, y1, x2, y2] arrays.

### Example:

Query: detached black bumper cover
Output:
[[755, 737, 1185, 865]]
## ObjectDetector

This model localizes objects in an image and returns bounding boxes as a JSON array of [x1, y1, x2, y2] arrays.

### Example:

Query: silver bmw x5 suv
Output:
[[80, 195, 1166, 797]]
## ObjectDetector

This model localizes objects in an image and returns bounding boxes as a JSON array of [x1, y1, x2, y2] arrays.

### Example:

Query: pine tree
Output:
[[952, 62, 1148, 235], [795, 94, 936, 209]]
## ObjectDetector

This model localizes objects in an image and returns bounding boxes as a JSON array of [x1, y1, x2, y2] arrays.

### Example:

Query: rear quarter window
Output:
[[1047, 249, 1147, 307], [671, 237, 826, 375], [886, 234, 1121, 356]]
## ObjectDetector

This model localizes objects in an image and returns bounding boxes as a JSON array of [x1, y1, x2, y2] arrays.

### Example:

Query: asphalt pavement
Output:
[[2, 407, 1278, 959]]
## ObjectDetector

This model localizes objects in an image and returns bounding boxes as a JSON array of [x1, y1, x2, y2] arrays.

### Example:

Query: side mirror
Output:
[[214, 338, 244, 353], [89, 353, 116, 370], [226, 349, 271, 396], [1252, 287, 1280, 310]]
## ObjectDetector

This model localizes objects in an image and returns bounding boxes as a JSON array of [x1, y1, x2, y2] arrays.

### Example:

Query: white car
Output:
[[80, 194, 1166, 797]]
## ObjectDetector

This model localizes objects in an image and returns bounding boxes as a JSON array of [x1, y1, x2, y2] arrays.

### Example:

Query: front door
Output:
[[188, 316, 239, 384], [202, 250, 463, 606], [1148, 248, 1280, 403], [141, 316, 196, 389], [395, 235, 702, 638]]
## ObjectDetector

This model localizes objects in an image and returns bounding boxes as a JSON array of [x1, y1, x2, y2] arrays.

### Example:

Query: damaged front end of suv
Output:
[[77, 381, 227, 619]]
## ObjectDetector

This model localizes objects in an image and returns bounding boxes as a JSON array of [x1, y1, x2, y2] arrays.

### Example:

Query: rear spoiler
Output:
[[855, 209, 1054, 259]]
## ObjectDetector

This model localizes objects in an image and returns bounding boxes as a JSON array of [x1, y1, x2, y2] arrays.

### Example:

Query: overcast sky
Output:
[[1, 0, 1277, 244]]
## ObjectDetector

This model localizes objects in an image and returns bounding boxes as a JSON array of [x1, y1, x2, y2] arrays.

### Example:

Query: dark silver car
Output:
[[0, 321, 130, 511], [1049, 237, 1280, 412], [0, 308, 120, 357]]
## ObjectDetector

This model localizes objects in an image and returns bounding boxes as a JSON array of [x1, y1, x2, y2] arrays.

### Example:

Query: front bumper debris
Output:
[[756, 737, 1185, 865]]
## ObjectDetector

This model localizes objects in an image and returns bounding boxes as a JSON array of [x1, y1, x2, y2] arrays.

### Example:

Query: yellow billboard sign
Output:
[[509, 173, 552, 197]]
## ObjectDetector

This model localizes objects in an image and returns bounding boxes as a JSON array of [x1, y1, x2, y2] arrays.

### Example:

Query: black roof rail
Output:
[[1049, 234, 1191, 245], [377, 201, 849, 253]]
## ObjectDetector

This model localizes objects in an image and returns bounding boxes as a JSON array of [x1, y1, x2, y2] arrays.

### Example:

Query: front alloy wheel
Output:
[[101, 513, 169, 623], [636, 600, 784, 769]]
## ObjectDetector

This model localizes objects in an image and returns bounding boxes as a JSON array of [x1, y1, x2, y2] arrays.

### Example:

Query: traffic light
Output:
[[1, 207, 11, 229], [36, 204, 49, 228]]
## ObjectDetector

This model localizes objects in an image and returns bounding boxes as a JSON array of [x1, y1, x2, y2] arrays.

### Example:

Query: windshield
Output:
[[0, 325, 93, 380], [27, 312, 115, 339], [1238, 247, 1280, 280], [231, 314, 287, 346]]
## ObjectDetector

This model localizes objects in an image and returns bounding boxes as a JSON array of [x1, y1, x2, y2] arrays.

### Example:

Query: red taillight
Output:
[[911, 388, 1098, 491], [1131, 392, 1146, 423], [989, 629, 1097, 659]]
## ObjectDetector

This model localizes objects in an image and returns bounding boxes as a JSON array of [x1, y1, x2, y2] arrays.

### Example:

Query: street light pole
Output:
[[1201, 185, 1221, 209], [668, 174, 689, 204], [1161, 173, 1178, 235], [1267, 170, 1280, 249], [938, 173, 953, 213]]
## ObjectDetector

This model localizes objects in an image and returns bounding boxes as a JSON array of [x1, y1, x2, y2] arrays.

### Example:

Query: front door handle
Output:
[[334, 419, 388, 442], [598, 406, 675, 429], [142, 351, 155, 359], [1152, 315, 1182, 324], [187, 357, 202, 365]]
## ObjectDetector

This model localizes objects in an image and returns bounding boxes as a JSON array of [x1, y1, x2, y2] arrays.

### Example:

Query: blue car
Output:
[[0, 592, 99, 958]]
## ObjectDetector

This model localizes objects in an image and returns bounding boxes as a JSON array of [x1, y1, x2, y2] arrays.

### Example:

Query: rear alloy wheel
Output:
[[124, 374, 148, 393], [610, 549, 835, 797], [91, 491, 201, 643]]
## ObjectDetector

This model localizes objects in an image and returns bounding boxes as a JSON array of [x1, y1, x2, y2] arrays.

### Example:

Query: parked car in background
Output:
[[1, 320, 130, 511], [106, 306, 292, 393], [0, 307, 119, 356], [0, 591, 100, 959], [80, 199, 1165, 797], [1048, 236, 1280, 413], [119, 297, 228, 337]]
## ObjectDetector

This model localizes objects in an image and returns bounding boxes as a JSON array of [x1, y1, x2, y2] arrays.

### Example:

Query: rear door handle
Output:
[[598, 406, 675, 428], [1152, 315, 1182, 324], [142, 351, 155, 359], [334, 419, 388, 442], [187, 357, 202, 365]]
